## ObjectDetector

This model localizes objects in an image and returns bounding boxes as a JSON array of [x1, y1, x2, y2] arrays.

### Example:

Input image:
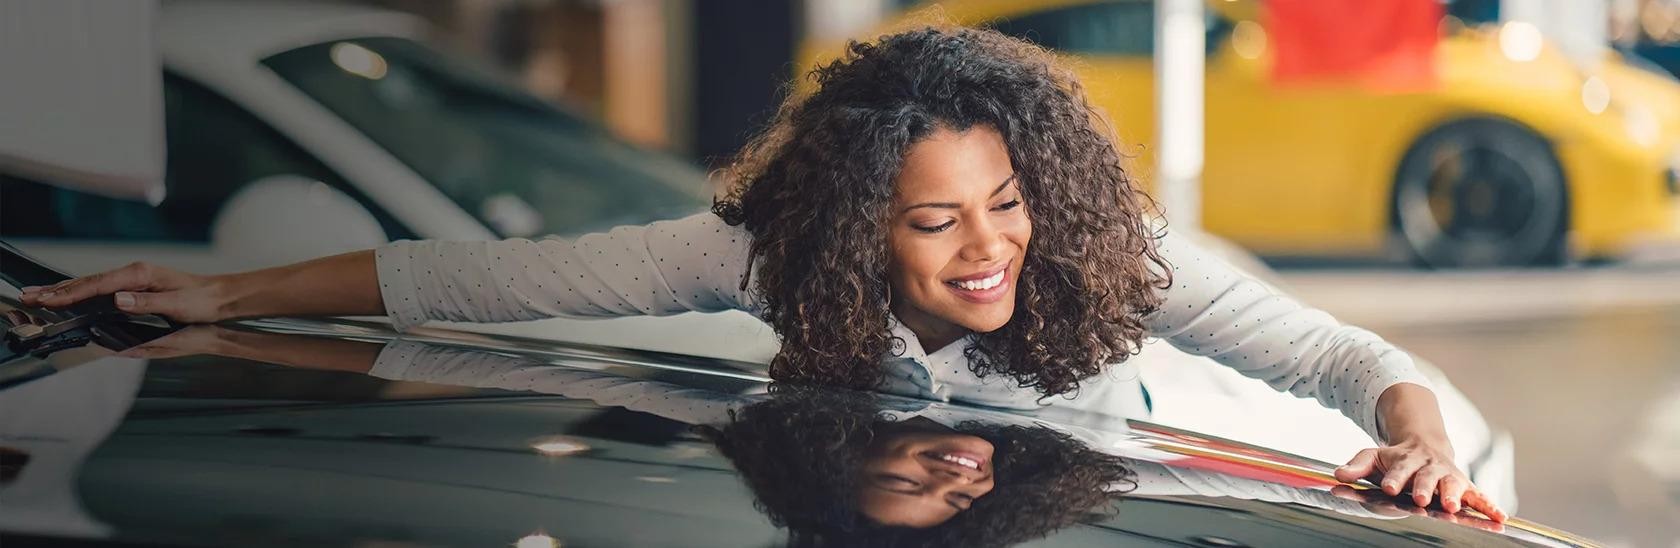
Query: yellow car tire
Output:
[[1390, 118, 1570, 268]]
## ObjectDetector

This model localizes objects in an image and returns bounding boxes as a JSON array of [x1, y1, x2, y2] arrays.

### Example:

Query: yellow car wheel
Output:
[[1391, 119, 1570, 268]]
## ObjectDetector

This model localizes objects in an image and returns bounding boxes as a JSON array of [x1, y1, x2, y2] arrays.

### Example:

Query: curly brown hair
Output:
[[713, 26, 1170, 397], [696, 386, 1137, 547]]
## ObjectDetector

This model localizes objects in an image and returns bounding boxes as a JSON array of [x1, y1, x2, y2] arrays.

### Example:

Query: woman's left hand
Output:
[[1333, 438, 1508, 523]]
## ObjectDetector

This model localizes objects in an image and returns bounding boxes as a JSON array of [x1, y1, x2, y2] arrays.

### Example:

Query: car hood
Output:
[[0, 309, 1599, 547]]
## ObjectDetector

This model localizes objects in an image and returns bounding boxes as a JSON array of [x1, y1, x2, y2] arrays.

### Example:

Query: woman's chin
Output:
[[955, 305, 1015, 334]]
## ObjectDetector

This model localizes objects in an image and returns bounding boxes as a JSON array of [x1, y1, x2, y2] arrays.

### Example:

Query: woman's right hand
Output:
[[18, 261, 229, 324]]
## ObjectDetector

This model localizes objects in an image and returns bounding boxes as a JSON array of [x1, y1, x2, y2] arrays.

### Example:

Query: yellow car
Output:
[[798, 0, 1680, 267]]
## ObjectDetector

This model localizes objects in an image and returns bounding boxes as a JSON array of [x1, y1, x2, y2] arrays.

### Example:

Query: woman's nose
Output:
[[929, 467, 973, 483], [958, 216, 1008, 263]]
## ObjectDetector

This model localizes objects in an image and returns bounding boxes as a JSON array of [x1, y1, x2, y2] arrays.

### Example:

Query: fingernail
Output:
[[115, 292, 134, 308], [21, 286, 40, 293]]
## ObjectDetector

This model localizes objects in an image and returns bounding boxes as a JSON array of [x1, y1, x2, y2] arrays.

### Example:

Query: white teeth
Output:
[[953, 270, 1005, 292], [938, 454, 980, 470]]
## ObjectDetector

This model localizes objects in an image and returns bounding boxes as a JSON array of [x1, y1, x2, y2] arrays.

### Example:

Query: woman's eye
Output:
[[882, 475, 919, 488], [992, 199, 1022, 211], [914, 220, 956, 233]]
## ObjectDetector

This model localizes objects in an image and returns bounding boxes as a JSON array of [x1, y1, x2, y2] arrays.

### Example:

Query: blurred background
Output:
[[1, 0, 1677, 545]]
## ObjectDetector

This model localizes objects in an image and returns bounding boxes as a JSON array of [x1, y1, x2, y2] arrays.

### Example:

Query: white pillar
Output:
[[803, 0, 889, 42], [1154, 0, 1206, 230], [1503, 0, 1609, 67]]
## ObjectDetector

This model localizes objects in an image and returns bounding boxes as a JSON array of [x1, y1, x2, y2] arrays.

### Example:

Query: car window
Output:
[[987, 1, 1156, 56], [0, 74, 413, 242], [261, 37, 709, 238], [986, 1, 1233, 58]]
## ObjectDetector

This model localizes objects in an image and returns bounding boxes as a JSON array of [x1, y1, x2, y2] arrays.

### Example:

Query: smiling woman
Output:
[[19, 25, 1503, 523]]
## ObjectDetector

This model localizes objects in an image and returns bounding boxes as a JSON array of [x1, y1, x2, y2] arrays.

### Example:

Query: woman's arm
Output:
[[118, 324, 384, 373], [1139, 227, 1505, 521], [1334, 383, 1507, 521], [1140, 228, 1431, 442], [375, 212, 757, 330], [20, 212, 758, 329], [20, 250, 385, 323]]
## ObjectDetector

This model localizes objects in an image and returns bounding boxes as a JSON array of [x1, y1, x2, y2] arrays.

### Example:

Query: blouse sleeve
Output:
[[367, 339, 747, 425], [374, 212, 759, 332], [1125, 460, 1396, 519], [1141, 227, 1434, 443]]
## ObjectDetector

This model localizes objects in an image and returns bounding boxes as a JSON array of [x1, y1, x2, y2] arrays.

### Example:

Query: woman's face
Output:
[[888, 125, 1031, 350], [856, 418, 997, 527]]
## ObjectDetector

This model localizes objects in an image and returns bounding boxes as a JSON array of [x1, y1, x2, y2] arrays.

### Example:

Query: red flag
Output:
[[1264, 0, 1442, 91]]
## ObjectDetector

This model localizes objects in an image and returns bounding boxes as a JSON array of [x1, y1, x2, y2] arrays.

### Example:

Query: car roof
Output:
[[158, 0, 424, 66]]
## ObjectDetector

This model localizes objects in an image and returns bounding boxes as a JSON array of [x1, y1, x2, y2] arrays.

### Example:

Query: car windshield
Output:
[[261, 37, 708, 238]]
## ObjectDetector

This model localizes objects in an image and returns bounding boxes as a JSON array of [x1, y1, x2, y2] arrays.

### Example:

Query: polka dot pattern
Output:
[[1138, 228, 1433, 441], [374, 213, 762, 331]]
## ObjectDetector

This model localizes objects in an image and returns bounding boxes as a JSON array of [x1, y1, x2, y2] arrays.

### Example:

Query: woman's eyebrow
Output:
[[900, 174, 1019, 213]]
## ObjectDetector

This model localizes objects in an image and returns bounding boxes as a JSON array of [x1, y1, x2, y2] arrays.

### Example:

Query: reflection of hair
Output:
[[697, 387, 1136, 547], [714, 26, 1171, 398]]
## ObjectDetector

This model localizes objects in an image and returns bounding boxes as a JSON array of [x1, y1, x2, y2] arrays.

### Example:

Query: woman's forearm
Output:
[[212, 327, 382, 374], [214, 249, 387, 321], [1374, 382, 1452, 450]]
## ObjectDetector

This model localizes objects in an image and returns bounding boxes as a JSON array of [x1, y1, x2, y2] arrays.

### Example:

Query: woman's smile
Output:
[[944, 265, 1011, 304]]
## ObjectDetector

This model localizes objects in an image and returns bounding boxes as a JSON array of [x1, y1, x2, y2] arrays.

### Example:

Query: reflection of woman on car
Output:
[[150, 331, 1404, 547], [17, 26, 1504, 521]]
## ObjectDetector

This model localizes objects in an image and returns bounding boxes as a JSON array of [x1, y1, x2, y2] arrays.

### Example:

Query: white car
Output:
[[0, 0, 1512, 509], [0, 0, 782, 361]]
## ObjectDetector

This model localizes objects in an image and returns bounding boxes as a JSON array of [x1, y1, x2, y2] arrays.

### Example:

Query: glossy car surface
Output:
[[0, 298, 1599, 545], [798, 0, 1680, 266]]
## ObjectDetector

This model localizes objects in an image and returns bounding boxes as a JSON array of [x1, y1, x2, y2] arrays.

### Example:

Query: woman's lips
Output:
[[921, 450, 990, 475], [945, 267, 1010, 304]]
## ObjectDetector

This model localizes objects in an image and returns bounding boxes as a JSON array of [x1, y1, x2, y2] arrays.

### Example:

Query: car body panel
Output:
[[0, 300, 1598, 547]]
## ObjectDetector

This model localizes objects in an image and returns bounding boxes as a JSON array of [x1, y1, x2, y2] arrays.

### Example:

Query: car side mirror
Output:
[[211, 175, 388, 270]]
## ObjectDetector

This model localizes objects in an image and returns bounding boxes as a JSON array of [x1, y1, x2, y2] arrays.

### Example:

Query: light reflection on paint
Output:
[[331, 42, 388, 80], [1231, 20, 1266, 60], [1498, 22, 1542, 62], [1581, 76, 1611, 115], [528, 435, 589, 456], [514, 533, 560, 548]]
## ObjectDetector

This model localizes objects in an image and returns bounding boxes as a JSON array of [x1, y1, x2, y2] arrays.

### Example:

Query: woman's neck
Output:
[[892, 305, 969, 354]]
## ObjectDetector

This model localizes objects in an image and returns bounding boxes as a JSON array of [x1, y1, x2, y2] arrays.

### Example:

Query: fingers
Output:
[[1461, 486, 1508, 523], [1437, 474, 1469, 513], [113, 290, 176, 317], [1409, 464, 1453, 508], [1380, 454, 1427, 496], [1336, 448, 1380, 483], [21, 262, 170, 309]]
